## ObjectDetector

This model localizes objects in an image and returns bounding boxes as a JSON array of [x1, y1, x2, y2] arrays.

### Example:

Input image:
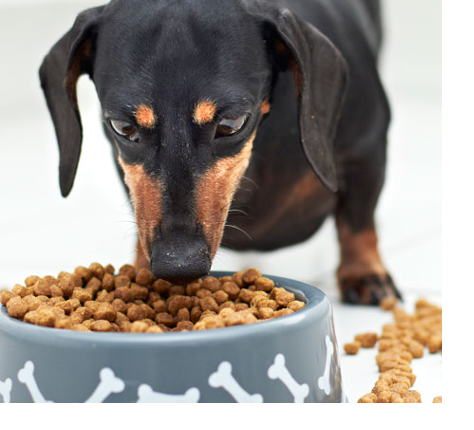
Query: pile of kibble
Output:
[[343, 297, 442, 403], [0, 264, 305, 333]]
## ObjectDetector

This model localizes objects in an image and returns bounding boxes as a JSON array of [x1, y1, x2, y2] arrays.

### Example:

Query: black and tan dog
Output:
[[40, 0, 401, 305]]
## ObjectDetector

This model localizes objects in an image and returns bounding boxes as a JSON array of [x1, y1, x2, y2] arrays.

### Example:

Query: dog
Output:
[[39, 0, 402, 305]]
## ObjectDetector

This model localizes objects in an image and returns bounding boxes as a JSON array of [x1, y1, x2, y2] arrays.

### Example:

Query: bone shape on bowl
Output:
[[318, 336, 334, 395], [0, 377, 12, 403], [268, 354, 310, 403], [9, 347, 332, 403], [17, 361, 124, 403], [85, 368, 125, 403], [209, 361, 263, 403], [137, 384, 200, 403]]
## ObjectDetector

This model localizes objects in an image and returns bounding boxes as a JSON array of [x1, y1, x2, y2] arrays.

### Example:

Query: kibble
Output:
[[1, 265, 306, 334], [352, 298, 441, 403], [355, 332, 378, 348], [344, 341, 361, 355]]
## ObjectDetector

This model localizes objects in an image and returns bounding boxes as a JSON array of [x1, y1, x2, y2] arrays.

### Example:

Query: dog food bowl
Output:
[[0, 272, 344, 403]]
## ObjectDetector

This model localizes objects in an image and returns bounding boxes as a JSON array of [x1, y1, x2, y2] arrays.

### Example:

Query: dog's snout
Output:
[[150, 228, 212, 283]]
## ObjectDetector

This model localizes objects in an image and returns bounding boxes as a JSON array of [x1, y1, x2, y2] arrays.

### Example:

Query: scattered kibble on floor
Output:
[[343, 297, 442, 403]]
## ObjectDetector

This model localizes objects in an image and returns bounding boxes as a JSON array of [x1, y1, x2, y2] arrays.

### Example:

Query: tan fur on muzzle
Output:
[[119, 158, 163, 261], [196, 133, 255, 258]]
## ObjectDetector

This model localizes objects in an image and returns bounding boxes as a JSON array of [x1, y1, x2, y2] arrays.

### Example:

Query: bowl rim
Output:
[[0, 272, 329, 346]]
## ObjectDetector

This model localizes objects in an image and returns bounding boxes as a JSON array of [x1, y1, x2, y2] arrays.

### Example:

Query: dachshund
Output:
[[39, 0, 402, 305]]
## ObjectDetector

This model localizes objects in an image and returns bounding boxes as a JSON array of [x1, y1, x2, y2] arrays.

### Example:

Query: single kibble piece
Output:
[[272, 288, 295, 307], [242, 268, 262, 285], [0, 290, 12, 306], [433, 396, 442, 403], [155, 312, 175, 327], [95, 303, 116, 322], [200, 296, 219, 313], [114, 276, 131, 288], [130, 321, 149, 333], [202, 276, 221, 293], [135, 268, 153, 286], [119, 264, 136, 281], [222, 282, 240, 300], [101, 273, 115, 292], [380, 296, 398, 311], [7, 296, 28, 319], [255, 277, 274, 292], [428, 335, 442, 353], [91, 320, 112, 332], [344, 341, 361, 355], [89, 263, 106, 280]]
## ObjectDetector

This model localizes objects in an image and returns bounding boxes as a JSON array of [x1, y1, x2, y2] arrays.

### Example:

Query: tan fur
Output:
[[196, 133, 256, 257], [119, 158, 163, 261], [337, 222, 387, 281], [135, 104, 156, 129], [261, 100, 271, 115], [273, 40, 303, 96], [193, 100, 216, 124], [289, 58, 303, 96], [239, 171, 326, 239], [135, 239, 150, 270], [278, 172, 322, 217]]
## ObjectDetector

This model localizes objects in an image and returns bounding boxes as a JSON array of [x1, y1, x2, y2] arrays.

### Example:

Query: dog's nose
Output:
[[150, 235, 212, 283]]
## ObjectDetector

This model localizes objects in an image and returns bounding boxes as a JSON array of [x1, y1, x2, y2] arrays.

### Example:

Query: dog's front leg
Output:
[[335, 152, 402, 305]]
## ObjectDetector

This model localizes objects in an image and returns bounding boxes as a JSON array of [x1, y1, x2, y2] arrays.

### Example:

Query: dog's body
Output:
[[227, 0, 388, 250], [40, 0, 401, 304]]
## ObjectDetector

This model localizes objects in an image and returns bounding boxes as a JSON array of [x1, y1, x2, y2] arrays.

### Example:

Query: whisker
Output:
[[227, 209, 249, 216], [225, 224, 253, 241], [241, 175, 259, 190]]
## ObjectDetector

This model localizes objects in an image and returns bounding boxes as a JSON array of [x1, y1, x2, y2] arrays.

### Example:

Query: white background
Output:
[[0, 0, 445, 409]]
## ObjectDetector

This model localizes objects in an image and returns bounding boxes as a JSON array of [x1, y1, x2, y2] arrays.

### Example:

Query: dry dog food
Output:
[[345, 297, 442, 403], [0, 264, 306, 334]]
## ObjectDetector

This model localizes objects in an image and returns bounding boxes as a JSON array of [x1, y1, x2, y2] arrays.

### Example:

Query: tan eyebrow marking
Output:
[[135, 104, 156, 129], [193, 100, 217, 124]]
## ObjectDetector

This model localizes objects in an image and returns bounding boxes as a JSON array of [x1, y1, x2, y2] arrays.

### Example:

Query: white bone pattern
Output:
[[9, 349, 334, 402], [85, 368, 125, 403], [137, 384, 200, 403], [18, 361, 53, 403], [318, 336, 334, 395], [18, 361, 124, 403], [268, 354, 310, 403], [0, 378, 12, 403], [208, 361, 263, 403]]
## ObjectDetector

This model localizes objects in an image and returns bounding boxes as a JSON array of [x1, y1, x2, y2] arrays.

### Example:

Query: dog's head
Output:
[[40, 0, 347, 282]]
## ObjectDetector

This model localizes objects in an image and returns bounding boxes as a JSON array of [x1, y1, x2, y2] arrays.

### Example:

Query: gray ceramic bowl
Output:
[[0, 272, 344, 403]]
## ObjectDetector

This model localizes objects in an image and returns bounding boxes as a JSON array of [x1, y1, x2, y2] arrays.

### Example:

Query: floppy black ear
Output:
[[39, 6, 104, 197], [250, 4, 348, 192]]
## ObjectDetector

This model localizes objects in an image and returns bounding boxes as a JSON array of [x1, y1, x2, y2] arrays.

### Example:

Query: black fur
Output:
[[40, 0, 398, 303]]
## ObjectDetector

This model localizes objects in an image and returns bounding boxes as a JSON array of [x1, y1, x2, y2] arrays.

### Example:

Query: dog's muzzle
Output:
[[150, 224, 212, 283]]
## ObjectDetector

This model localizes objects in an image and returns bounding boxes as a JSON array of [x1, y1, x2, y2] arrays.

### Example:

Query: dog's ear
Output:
[[250, 4, 348, 192], [39, 7, 104, 197]]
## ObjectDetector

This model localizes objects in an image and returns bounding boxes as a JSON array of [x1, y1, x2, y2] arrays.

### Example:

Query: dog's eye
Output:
[[110, 119, 140, 143], [215, 114, 249, 138]]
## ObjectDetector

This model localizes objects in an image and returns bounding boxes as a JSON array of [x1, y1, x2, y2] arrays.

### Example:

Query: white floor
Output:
[[0, 0, 441, 403]]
